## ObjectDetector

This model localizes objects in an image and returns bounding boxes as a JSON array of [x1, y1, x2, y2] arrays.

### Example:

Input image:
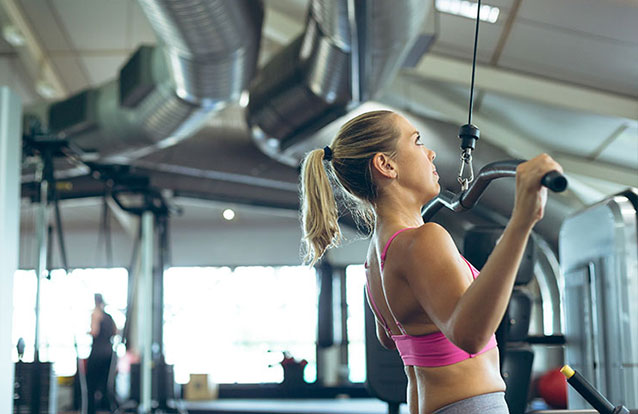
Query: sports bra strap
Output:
[[366, 227, 415, 336], [381, 227, 415, 270], [395, 320, 408, 335], [364, 263, 392, 336]]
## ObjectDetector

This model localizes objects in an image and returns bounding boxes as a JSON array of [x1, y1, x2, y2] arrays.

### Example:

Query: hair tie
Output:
[[323, 146, 333, 161]]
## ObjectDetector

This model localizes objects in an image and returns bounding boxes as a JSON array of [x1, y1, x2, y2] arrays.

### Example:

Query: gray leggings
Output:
[[432, 392, 509, 414]]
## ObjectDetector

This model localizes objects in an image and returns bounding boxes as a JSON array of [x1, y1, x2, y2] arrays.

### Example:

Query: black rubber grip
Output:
[[568, 370, 615, 414], [541, 170, 568, 192]]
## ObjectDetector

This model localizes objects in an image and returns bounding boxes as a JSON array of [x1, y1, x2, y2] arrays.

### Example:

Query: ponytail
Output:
[[300, 148, 341, 266], [299, 109, 399, 265]]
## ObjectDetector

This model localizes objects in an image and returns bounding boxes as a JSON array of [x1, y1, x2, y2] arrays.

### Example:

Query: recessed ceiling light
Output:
[[35, 80, 58, 99], [435, 0, 500, 24], [223, 209, 235, 221], [2, 25, 26, 46]]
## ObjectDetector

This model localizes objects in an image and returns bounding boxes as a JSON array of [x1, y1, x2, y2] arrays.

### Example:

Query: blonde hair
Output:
[[300, 110, 399, 265]]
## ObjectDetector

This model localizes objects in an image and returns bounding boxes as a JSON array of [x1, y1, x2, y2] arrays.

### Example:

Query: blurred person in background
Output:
[[87, 293, 116, 414]]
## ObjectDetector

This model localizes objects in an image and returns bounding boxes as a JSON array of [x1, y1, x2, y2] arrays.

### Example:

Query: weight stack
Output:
[[14, 361, 57, 414]]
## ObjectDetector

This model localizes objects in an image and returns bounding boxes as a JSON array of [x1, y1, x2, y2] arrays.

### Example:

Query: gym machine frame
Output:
[[109, 182, 179, 413], [15, 124, 75, 414]]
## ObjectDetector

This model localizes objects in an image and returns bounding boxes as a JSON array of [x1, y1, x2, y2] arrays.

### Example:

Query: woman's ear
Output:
[[371, 153, 397, 179]]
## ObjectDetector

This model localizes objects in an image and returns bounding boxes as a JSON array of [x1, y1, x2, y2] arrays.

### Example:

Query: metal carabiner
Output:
[[457, 148, 474, 191]]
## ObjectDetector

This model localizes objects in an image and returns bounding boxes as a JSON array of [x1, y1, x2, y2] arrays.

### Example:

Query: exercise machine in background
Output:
[[560, 189, 638, 410]]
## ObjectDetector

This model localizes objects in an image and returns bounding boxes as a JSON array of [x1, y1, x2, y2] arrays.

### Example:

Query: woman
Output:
[[86, 293, 116, 414], [299, 110, 562, 413]]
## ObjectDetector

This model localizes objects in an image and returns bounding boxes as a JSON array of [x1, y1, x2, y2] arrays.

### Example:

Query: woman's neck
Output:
[[374, 195, 424, 231]]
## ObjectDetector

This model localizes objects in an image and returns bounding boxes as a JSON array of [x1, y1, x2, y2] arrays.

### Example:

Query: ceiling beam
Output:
[[588, 123, 630, 160], [490, 0, 522, 65], [386, 75, 637, 189], [0, 0, 67, 99], [553, 153, 637, 189], [472, 0, 522, 113], [408, 53, 638, 120]]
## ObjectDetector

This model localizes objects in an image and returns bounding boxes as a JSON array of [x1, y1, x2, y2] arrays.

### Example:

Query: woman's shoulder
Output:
[[396, 223, 457, 265], [406, 222, 452, 246]]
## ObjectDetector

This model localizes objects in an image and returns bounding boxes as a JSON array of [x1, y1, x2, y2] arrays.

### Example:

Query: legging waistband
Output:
[[432, 392, 509, 414]]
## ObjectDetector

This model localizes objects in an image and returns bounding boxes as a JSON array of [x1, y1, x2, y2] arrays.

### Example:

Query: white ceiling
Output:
[[0, 0, 636, 197]]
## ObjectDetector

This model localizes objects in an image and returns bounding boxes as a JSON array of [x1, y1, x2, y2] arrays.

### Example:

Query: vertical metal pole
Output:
[[153, 214, 168, 406], [338, 267, 349, 381], [34, 160, 49, 363], [138, 211, 153, 413], [153, 215, 166, 355], [0, 86, 22, 414], [28, 159, 48, 414], [587, 262, 603, 391]]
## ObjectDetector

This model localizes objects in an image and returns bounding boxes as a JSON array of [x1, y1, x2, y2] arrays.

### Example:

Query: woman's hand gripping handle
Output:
[[512, 154, 564, 228]]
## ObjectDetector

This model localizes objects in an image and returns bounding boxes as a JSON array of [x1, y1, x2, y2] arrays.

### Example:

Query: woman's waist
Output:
[[415, 345, 502, 379], [414, 349, 506, 412]]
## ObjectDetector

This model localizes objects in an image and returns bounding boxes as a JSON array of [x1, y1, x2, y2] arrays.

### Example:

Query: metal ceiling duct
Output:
[[248, 0, 430, 166], [28, 0, 263, 163]]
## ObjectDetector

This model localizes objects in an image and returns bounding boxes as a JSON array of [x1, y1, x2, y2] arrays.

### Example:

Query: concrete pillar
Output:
[[0, 87, 22, 414]]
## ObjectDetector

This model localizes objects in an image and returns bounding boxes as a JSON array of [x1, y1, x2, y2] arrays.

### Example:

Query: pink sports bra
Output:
[[365, 227, 497, 367]]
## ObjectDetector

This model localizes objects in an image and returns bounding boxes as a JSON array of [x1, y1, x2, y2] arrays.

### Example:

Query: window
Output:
[[12, 268, 128, 376], [11, 264, 364, 385], [163, 265, 318, 384], [346, 264, 367, 383]]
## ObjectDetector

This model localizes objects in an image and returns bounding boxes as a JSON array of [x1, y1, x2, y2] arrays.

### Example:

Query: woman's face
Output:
[[392, 114, 440, 201]]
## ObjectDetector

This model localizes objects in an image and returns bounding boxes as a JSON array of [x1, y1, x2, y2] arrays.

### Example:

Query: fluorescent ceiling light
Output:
[[435, 0, 500, 23]]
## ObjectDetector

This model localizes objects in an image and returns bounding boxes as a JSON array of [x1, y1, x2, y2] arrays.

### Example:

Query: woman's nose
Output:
[[430, 150, 436, 161]]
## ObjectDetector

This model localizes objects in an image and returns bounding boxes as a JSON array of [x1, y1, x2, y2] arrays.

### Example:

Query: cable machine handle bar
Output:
[[422, 160, 567, 222]]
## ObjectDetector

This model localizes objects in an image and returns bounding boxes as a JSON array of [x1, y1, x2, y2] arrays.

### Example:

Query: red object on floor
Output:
[[537, 367, 568, 408]]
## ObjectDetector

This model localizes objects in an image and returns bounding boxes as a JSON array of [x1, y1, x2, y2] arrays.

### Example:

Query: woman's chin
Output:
[[422, 189, 440, 206]]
